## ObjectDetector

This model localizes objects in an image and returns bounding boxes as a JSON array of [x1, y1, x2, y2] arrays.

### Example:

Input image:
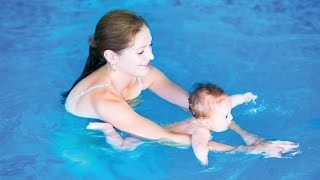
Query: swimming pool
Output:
[[1, 0, 319, 179]]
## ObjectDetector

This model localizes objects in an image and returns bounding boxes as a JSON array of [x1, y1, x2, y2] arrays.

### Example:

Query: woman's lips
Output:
[[140, 62, 150, 67]]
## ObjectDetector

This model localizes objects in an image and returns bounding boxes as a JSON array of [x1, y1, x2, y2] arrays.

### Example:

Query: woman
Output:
[[63, 10, 296, 155], [63, 10, 192, 147]]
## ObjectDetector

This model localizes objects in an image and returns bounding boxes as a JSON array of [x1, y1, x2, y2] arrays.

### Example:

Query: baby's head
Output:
[[188, 83, 233, 132]]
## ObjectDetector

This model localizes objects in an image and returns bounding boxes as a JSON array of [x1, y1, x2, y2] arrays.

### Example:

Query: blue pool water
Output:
[[1, 0, 320, 179]]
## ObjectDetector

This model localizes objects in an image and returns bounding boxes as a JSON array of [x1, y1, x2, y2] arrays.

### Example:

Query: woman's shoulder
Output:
[[92, 91, 142, 121], [66, 82, 120, 117], [141, 65, 167, 86], [148, 65, 164, 76], [68, 68, 110, 98]]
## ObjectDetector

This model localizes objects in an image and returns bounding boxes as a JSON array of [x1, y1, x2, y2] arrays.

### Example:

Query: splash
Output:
[[243, 97, 267, 115]]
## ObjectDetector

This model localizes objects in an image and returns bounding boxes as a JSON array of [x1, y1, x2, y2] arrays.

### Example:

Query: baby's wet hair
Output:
[[188, 83, 226, 118]]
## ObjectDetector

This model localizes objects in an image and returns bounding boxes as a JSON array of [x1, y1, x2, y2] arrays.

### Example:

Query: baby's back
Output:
[[165, 118, 207, 135]]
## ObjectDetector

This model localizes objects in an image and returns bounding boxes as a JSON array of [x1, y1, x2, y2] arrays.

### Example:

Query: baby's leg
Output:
[[229, 121, 264, 145], [87, 122, 143, 151]]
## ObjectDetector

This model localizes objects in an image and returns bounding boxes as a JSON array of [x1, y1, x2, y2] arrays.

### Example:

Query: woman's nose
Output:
[[146, 46, 154, 60], [149, 52, 154, 61]]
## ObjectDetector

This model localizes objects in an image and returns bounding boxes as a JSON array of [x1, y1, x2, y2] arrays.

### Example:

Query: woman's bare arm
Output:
[[93, 95, 191, 147], [146, 66, 189, 110]]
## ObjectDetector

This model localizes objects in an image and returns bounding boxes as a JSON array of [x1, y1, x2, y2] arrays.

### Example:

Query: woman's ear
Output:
[[103, 50, 120, 64]]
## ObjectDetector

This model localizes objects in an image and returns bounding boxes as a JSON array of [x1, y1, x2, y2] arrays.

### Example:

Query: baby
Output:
[[164, 83, 258, 164], [87, 83, 299, 165]]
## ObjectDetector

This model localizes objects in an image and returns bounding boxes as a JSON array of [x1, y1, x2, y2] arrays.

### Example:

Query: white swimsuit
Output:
[[65, 76, 146, 111]]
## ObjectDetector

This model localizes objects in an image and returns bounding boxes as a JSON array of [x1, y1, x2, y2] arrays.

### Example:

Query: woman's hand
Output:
[[234, 140, 299, 158]]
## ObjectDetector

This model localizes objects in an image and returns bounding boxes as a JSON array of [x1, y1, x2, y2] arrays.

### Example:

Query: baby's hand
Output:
[[243, 92, 257, 103]]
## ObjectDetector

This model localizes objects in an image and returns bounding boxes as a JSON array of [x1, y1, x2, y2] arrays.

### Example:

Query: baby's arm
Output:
[[229, 121, 299, 157], [229, 121, 264, 145], [230, 92, 257, 108], [191, 128, 211, 165], [208, 141, 236, 152]]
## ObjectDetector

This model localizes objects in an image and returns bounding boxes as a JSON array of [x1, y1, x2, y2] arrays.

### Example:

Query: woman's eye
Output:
[[225, 115, 228, 119], [138, 51, 144, 55]]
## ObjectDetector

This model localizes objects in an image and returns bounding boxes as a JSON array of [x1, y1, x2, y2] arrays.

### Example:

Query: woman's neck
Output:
[[103, 64, 136, 95]]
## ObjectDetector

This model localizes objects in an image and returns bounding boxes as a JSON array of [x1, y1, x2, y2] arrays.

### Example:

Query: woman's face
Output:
[[117, 25, 154, 77]]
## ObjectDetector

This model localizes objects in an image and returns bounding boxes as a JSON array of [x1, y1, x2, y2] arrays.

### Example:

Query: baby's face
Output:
[[209, 96, 233, 132]]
